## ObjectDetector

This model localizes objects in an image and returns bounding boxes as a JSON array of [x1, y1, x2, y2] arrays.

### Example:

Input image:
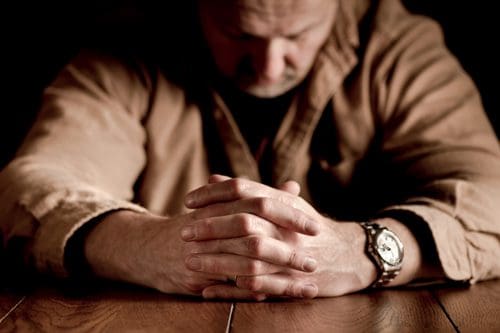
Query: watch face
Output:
[[376, 230, 403, 266]]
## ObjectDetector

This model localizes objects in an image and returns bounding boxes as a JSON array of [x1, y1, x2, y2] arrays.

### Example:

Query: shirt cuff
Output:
[[24, 190, 148, 278], [379, 204, 472, 282]]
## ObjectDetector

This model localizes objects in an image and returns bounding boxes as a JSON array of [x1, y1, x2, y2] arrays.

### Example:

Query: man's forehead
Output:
[[201, 0, 332, 33], [206, 0, 330, 15], [235, 0, 324, 16]]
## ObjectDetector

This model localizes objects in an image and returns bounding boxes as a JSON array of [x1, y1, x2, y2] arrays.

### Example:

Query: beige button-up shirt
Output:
[[1, 0, 499, 283]]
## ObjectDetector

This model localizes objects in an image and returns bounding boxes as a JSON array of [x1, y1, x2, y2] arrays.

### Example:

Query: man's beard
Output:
[[232, 56, 301, 98]]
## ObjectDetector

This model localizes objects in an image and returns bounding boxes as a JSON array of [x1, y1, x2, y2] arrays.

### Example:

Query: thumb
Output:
[[278, 180, 301, 196], [208, 174, 232, 184]]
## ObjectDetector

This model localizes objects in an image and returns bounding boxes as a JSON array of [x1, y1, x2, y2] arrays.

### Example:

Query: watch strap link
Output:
[[361, 222, 403, 288], [374, 264, 400, 288]]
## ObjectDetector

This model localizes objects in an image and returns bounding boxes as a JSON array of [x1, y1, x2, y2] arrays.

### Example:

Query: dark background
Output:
[[1, 1, 498, 168]]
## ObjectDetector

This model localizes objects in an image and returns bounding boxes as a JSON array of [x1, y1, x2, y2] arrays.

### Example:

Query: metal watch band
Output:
[[361, 222, 403, 288], [373, 266, 400, 288]]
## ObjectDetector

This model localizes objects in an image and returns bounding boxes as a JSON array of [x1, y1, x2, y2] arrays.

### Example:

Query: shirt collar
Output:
[[303, 0, 363, 112]]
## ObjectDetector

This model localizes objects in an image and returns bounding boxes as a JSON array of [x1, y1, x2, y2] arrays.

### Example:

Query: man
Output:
[[1, 0, 499, 300]]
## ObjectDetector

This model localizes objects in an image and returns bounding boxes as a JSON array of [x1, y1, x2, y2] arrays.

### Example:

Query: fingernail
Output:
[[186, 256, 202, 271], [301, 284, 317, 298], [181, 227, 195, 241], [305, 220, 319, 235], [303, 257, 317, 272]]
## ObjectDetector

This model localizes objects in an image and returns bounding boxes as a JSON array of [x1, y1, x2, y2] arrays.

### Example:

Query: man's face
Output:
[[198, 0, 338, 98]]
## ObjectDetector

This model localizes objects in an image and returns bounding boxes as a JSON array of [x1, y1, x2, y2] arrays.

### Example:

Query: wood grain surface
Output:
[[230, 288, 455, 333], [0, 283, 231, 333], [0, 290, 25, 324], [434, 279, 500, 333], [2, 280, 500, 332]]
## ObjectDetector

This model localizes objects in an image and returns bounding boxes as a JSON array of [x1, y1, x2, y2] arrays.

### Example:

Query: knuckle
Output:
[[240, 276, 262, 291], [187, 242, 202, 254], [214, 239, 225, 252], [239, 213, 254, 233], [199, 218, 214, 236], [238, 213, 265, 235], [284, 281, 301, 297], [229, 178, 247, 197], [287, 249, 299, 267], [240, 214, 265, 235], [254, 197, 272, 215], [292, 210, 308, 230], [245, 236, 264, 256], [246, 259, 264, 275], [207, 259, 222, 274]]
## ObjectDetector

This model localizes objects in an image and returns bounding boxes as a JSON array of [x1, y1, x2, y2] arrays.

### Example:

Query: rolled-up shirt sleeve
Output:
[[0, 51, 150, 277], [373, 16, 500, 282]]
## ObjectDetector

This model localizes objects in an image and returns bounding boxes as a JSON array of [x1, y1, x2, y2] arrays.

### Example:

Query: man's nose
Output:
[[253, 38, 286, 84]]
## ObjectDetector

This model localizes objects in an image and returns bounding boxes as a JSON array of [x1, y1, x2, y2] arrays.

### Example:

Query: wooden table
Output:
[[1, 279, 499, 332]]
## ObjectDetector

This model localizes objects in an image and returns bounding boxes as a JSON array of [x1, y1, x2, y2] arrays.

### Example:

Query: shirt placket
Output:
[[211, 92, 261, 182]]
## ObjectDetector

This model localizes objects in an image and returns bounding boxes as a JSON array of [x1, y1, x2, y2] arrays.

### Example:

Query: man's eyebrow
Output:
[[219, 19, 321, 38], [286, 21, 319, 37], [274, 17, 324, 39]]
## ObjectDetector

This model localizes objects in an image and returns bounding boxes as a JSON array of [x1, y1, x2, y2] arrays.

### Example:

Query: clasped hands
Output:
[[179, 174, 374, 300]]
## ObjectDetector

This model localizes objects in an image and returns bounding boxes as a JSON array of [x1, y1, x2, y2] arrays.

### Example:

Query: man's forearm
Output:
[[83, 210, 152, 283], [83, 209, 231, 296]]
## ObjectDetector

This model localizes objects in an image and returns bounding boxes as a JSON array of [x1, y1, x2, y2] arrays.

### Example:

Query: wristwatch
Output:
[[360, 222, 404, 288]]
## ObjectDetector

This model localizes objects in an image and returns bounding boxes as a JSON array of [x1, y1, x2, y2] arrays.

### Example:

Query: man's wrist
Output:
[[346, 222, 378, 290], [83, 210, 150, 282], [64, 214, 108, 280]]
